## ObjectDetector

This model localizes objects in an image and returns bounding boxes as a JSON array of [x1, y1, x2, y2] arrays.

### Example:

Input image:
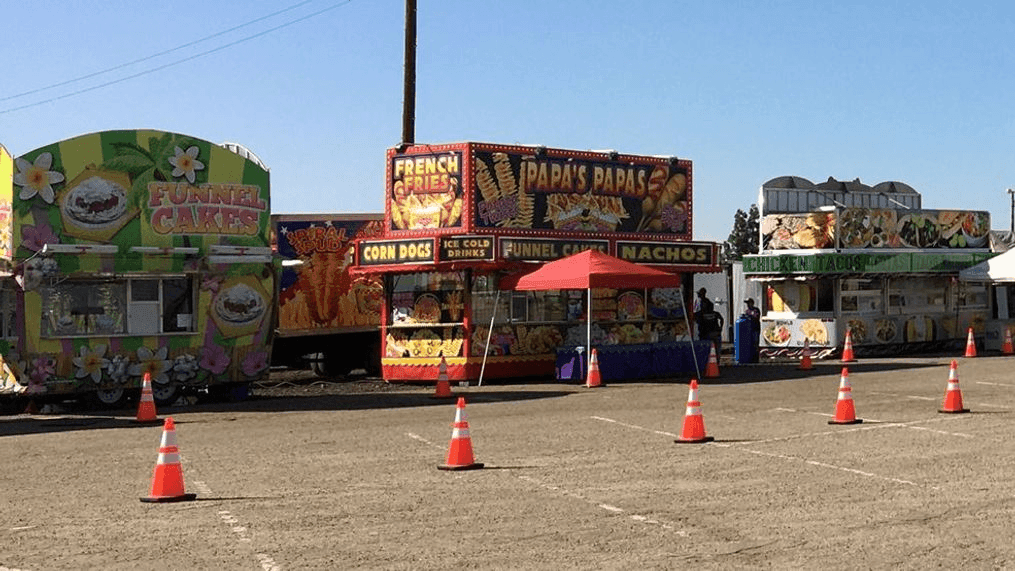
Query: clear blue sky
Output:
[[3, 1, 1015, 241]]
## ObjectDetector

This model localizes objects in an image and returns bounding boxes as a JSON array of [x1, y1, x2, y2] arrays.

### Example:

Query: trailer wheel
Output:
[[152, 383, 179, 407], [93, 388, 128, 409]]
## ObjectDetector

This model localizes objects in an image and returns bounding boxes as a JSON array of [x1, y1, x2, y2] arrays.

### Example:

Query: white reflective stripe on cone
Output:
[[157, 451, 181, 465]]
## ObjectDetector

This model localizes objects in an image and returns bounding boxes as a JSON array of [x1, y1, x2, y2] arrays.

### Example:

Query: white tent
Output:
[[959, 250, 1015, 282]]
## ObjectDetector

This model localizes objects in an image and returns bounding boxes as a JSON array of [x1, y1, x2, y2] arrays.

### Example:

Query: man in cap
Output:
[[694, 287, 723, 350]]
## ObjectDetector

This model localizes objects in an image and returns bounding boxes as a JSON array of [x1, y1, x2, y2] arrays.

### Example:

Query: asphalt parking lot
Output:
[[2, 354, 1014, 570]]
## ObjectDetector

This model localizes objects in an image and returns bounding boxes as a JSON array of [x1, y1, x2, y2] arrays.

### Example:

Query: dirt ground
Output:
[[3, 355, 1015, 570]]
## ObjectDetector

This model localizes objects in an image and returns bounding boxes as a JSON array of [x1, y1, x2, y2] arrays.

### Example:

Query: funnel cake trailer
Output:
[[353, 142, 721, 384], [0, 130, 273, 408]]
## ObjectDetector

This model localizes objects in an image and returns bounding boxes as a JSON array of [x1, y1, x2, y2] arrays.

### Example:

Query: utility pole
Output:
[[1007, 188, 1014, 234], [401, 0, 416, 149]]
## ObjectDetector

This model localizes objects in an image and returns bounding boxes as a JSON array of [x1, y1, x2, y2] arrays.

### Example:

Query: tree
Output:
[[722, 204, 759, 265]]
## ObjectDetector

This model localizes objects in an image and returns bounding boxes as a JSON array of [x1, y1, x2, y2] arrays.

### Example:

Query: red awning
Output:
[[499, 249, 684, 290]]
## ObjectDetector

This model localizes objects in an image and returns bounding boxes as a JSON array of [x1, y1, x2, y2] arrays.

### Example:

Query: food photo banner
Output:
[[761, 208, 991, 251]]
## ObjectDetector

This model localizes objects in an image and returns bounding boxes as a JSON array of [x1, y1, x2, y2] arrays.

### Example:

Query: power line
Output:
[[1, 0, 317, 103], [0, 0, 354, 116]]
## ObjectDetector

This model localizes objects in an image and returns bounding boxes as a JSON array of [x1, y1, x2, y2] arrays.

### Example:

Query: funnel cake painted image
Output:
[[58, 167, 137, 241], [211, 276, 269, 337]]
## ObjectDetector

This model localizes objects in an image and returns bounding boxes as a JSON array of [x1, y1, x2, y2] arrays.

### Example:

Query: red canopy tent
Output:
[[489, 250, 698, 384], [499, 249, 686, 290]]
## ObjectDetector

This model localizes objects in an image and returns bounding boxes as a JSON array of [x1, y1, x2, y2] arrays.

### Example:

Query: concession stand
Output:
[[354, 142, 720, 383], [743, 179, 994, 358], [959, 247, 1015, 351], [0, 130, 274, 404]]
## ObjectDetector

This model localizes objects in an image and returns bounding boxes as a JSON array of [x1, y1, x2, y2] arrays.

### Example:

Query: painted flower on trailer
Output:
[[14, 152, 64, 204], [73, 344, 110, 383], [107, 355, 130, 385], [127, 346, 172, 384], [200, 274, 223, 293], [200, 344, 230, 375], [20, 223, 60, 252], [241, 350, 268, 377], [27, 356, 55, 394], [168, 145, 205, 184], [172, 354, 199, 383]]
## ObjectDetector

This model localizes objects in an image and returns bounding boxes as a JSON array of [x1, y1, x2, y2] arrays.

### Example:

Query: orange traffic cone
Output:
[[140, 417, 197, 503], [431, 357, 455, 399], [704, 343, 720, 378], [438, 397, 484, 471], [939, 360, 970, 414], [964, 327, 977, 357], [841, 329, 856, 363], [675, 379, 713, 443], [1003, 328, 1014, 355], [798, 338, 814, 370], [585, 348, 604, 388], [829, 367, 862, 424], [134, 373, 160, 423]]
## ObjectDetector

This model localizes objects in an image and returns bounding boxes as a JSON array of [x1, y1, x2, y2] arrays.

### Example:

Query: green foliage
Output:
[[722, 204, 760, 265]]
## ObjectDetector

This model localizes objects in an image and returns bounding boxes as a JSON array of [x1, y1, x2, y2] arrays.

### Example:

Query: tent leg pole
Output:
[[587, 288, 592, 374], [684, 285, 702, 380], [477, 289, 500, 387]]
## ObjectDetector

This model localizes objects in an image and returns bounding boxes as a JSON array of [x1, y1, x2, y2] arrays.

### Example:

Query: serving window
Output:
[[766, 278, 834, 316], [40, 276, 195, 338], [840, 278, 884, 314], [385, 271, 467, 359], [886, 277, 951, 314]]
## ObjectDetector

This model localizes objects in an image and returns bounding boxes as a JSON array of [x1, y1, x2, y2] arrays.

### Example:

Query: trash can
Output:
[[734, 316, 758, 364]]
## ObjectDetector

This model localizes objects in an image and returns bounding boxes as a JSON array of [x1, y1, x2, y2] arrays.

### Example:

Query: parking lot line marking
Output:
[[977, 381, 1015, 387], [406, 432, 438, 448], [592, 416, 941, 490], [516, 475, 688, 536], [591, 415, 679, 438], [184, 479, 283, 571]]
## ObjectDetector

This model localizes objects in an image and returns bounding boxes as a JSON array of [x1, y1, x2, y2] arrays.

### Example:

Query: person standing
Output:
[[742, 298, 761, 361], [694, 287, 723, 350]]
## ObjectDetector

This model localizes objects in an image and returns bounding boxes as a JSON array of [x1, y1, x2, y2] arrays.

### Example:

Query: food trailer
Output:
[[0, 130, 273, 406], [354, 142, 720, 383], [743, 205, 994, 359]]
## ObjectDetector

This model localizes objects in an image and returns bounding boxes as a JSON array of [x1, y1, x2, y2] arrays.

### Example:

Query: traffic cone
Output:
[[841, 329, 856, 363], [939, 360, 970, 414], [585, 348, 604, 388], [1003, 328, 1014, 355], [430, 357, 455, 399], [675, 379, 713, 443], [134, 373, 160, 423], [798, 338, 814, 370], [704, 343, 720, 378], [438, 397, 484, 471], [964, 327, 977, 357], [140, 417, 197, 503], [829, 367, 862, 425]]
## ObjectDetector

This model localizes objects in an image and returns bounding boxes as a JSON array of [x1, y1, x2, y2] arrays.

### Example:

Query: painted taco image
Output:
[[214, 283, 266, 324]]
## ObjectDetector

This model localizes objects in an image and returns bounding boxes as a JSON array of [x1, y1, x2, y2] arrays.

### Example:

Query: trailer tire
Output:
[[152, 383, 179, 407], [92, 388, 129, 409], [310, 353, 348, 378]]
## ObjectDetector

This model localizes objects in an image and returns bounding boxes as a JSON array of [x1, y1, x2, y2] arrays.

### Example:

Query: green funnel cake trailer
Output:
[[0, 130, 273, 406]]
